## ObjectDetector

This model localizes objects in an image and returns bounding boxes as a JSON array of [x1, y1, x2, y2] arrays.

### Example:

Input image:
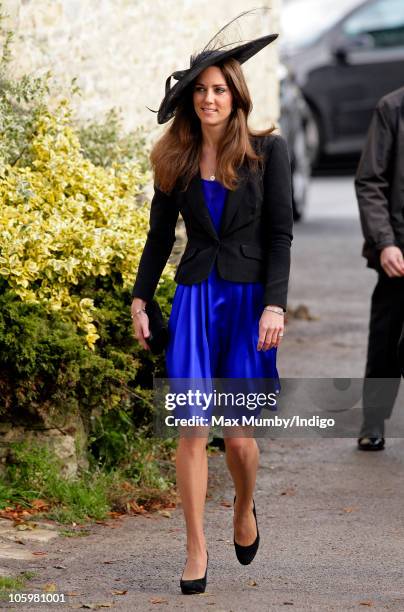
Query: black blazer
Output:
[[355, 86, 404, 270], [131, 134, 293, 310]]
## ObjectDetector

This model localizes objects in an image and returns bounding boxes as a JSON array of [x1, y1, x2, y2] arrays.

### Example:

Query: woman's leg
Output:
[[223, 432, 259, 545], [176, 429, 209, 579]]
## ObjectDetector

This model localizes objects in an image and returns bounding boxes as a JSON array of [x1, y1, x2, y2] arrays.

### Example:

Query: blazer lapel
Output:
[[185, 172, 219, 241], [219, 166, 248, 236], [185, 166, 249, 239]]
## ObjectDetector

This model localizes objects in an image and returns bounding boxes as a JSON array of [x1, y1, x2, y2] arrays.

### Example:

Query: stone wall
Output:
[[3, 0, 281, 141]]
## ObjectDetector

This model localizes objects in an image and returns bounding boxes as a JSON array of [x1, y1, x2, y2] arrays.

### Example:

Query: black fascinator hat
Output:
[[148, 8, 278, 125]]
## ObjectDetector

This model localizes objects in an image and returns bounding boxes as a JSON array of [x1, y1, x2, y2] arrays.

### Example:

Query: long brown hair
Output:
[[150, 58, 275, 193]]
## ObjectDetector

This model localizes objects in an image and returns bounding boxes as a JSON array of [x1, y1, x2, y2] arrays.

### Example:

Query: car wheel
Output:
[[291, 127, 311, 221]]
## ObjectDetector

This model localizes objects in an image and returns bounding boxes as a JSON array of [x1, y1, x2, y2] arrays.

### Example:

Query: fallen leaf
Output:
[[111, 589, 127, 595], [342, 506, 359, 513], [220, 500, 232, 508], [43, 583, 57, 592], [283, 602, 294, 605], [359, 602, 373, 607], [280, 488, 296, 496], [248, 579, 257, 586], [81, 605, 112, 610], [149, 597, 168, 604], [158, 510, 171, 518], [106, 511, 125, 518], [53, 565, 66, 569], [31, 499, 49, 510], [127, 500, 146, 514], [288, 304, 318, 321], [32, 551, 47, 556], [66, 592, 79, 596]]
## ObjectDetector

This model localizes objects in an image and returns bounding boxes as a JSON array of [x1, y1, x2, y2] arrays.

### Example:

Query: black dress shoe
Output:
[[233, 496, 260, 565], [180, 551, 208, 595], [357, 436, 385, 451]]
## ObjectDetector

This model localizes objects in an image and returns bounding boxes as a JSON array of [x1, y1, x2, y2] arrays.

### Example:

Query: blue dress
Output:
[[165, 178, 279, 419]]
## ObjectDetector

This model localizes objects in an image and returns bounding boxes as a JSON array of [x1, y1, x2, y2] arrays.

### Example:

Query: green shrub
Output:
[[0, 99, 157, 349], [0, 7, 51, 169], [0, 278, 175, 425], [77, 108, 150, 173]]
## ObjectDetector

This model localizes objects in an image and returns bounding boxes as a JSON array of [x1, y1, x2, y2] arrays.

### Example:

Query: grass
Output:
[[59, 528, 91, 537], [0, 439, 176, 525], [0, 572, 37, 602]]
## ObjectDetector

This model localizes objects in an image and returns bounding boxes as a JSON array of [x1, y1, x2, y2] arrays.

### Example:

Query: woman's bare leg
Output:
[[176, 429, 209, 579], [224, 431, 259, 546]]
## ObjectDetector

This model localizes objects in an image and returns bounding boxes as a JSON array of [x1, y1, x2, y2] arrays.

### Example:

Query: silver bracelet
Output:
[[264, 306, 284, 316], [131, 307, 146, 319]]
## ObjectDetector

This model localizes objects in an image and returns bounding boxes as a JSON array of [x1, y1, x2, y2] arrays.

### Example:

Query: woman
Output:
[[131, 12, 293, 595]]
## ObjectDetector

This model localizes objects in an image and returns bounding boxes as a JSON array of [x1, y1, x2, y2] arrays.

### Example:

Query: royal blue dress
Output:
[[165, 178, 279, 419]]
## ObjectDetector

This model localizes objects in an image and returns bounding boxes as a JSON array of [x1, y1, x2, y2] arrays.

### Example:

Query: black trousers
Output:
[[400, 324, 404, 376], [360, 271, 404, 436]]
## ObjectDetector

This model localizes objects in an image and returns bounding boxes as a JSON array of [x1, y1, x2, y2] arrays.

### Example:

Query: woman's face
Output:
[[192, 65, 233, 127]]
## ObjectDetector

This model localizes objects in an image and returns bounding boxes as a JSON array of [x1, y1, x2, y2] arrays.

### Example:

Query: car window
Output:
[[342, 0, 404, 48], [280, 0, 363, 51]]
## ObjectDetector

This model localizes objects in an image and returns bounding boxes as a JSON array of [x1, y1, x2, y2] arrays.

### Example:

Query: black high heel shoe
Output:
[[180, 551, 208, 595], [233, 496, 260, 565]]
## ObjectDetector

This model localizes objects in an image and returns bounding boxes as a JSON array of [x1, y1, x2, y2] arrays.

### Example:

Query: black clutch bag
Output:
[[145, 299, 169, 354]]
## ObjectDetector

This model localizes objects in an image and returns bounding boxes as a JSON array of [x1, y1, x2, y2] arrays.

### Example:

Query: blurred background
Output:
[[280, 0, 404, 220]]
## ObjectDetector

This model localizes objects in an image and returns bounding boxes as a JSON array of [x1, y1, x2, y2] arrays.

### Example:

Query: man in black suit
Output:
[[355, 86, 404, 451]]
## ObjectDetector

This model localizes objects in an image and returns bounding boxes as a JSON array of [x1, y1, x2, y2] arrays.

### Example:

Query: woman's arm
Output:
[[262, 135, 294, 311], [131, 185, 179, 350], [258, 135, 293, 351], [131, 185, 180, 302]]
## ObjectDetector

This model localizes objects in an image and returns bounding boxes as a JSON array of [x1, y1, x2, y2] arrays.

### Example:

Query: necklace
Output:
[[200, 155, 216, 180]]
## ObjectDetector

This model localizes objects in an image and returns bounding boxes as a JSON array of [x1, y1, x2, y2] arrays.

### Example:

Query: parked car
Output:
[[279, 63, 313, 220], [280, 0, 404, 163]]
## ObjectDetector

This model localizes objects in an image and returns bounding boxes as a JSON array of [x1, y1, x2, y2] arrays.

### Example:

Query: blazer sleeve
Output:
[[131, 184, 180, 302], [262, 135, 294, 310], [355, 100, 396, 250]]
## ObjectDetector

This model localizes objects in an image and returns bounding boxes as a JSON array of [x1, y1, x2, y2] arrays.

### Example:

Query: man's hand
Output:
[[380, 246, 404, 277]]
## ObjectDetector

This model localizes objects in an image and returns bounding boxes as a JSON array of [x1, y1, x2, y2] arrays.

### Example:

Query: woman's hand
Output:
[[257, 306, 284, 351], [131, 298, 151, 351]]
